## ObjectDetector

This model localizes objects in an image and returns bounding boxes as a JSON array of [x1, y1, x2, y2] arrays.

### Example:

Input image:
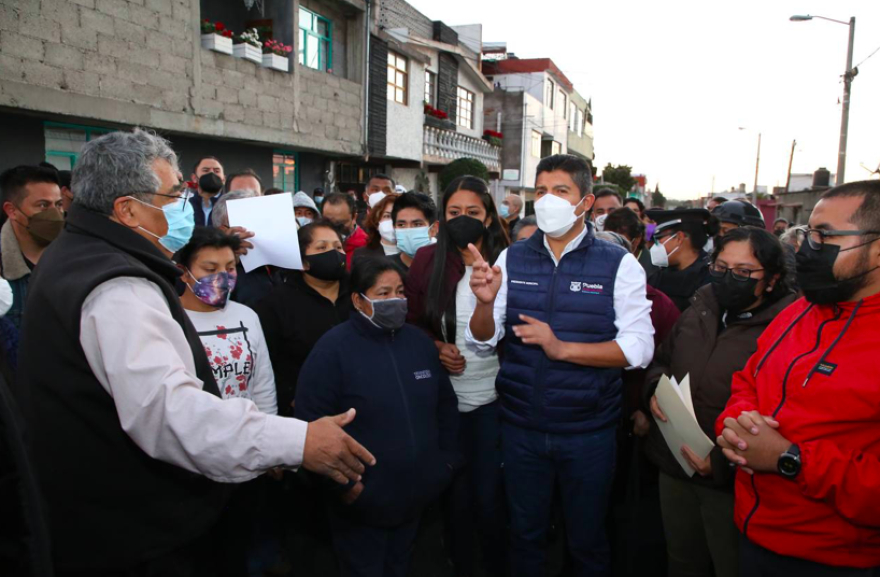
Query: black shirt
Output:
[[254, 271, 352, 415], [648, 251, 711, 312]]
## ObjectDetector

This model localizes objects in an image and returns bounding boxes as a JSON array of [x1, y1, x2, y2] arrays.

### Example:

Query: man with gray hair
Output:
[[16, 129, 376, 575], [500, 194, 524, 238]]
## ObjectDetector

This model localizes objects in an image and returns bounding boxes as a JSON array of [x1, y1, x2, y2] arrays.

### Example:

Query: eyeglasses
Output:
[[140, 189, 193, 211], [796, 227, 880, 250], [710, 263, 764, 282]]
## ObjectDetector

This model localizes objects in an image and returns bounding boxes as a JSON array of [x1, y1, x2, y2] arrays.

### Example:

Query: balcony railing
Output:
[[423, 126, 501, 172]]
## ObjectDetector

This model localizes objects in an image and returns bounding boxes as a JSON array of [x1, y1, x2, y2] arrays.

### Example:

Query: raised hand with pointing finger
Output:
[[468, 243, 502, 305]]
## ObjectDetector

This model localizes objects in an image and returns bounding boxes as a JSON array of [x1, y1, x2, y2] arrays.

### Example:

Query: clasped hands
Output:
[[716, 410, 792, 475]]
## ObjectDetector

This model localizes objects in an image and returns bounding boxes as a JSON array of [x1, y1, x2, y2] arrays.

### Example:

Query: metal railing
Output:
[[423, 126, 501, 172]]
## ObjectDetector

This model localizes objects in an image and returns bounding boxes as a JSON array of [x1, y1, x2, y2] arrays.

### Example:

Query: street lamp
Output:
[[790, 14, 856, 186]]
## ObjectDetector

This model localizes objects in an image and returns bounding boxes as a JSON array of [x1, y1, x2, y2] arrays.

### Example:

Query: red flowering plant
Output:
[[483, 129, 503, 146], [201, 20, 233, 38], [263, 39, 293, 56], [424, 104, 448, 120]]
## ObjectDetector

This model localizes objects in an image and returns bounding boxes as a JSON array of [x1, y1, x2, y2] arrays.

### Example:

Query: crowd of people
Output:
[[0, 127, 878, 577]]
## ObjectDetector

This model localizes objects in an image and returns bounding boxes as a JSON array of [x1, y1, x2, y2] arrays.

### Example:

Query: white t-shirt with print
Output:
[[186, 301, 278, 415]]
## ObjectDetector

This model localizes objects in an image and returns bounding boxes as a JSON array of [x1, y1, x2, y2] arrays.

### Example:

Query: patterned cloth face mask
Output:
[[187, 269, 237, 308]]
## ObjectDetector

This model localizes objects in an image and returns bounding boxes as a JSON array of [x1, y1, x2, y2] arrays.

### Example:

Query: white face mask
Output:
[[368, 191, 386, 208], [535, 193, 583, 239], [595, 213, 608, 232], [650, 234, 680, 268], [378, 219, 396, 244]]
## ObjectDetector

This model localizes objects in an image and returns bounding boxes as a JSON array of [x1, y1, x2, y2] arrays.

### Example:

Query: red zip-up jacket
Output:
[[716, 293, 880, 568]]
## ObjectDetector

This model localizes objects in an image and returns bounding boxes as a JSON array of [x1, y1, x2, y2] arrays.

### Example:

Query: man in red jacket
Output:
[[321, 192, 367, 270], [716, 181, 880, 574]]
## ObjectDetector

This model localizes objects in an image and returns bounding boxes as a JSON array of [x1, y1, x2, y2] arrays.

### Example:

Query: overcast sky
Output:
[[407, 0, 880, 199]]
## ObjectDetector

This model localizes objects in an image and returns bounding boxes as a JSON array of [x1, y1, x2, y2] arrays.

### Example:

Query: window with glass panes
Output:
[[559, 90, 567, 118], [387, 51, 408, 105], [299, 8, 331, 71], [456, 87, 474, 129], [272, 152, 298, 191], [576, 109, 584, 136], [545, 79, 555, 109], [44, 122, 113, 170], [425, 70, 436, 106], [569, 103, 577, 131], [531, 131, 541, 158]]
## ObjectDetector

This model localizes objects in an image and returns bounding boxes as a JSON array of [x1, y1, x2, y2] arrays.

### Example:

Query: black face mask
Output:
[[199, 172, 224, 194], [796, 241, 878, 305], [711, 271, 760, 314], [303, 250, 346, 281], [330, 220, 352, 240], [446, 216, 486, 249]]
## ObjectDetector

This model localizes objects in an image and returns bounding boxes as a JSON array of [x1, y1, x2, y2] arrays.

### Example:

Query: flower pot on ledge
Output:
[[425, 115, 455, 131], [262, 53, 289, 72], [233, 43, 262, 64], [201, 33, 232, 55]]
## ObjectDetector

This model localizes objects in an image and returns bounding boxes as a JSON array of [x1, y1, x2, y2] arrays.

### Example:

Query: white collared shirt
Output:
[[80, 276, 307, 483], [465, 225, 655, 369]]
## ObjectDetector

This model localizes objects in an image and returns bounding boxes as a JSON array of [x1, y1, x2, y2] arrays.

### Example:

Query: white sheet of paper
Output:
[[226, 193, 303, 273], [655, 374, 715, 477]]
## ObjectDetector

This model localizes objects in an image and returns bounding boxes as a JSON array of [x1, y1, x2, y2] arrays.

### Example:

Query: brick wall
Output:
[[0, 0, 364, 156]]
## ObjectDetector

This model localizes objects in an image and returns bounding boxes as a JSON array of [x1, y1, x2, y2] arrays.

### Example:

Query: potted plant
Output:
[[483, 129, 503, 147], [262, 39, 292, 72], [233, 28, 262, 63], [200, 20, 233, 55], [424, 104, 455, 130]]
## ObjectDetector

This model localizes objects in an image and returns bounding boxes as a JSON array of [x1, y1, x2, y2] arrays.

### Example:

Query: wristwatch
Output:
[[777, 444, 801, 479]]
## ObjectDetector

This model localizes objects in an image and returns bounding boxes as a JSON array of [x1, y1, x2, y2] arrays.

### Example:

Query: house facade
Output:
[[0, 0, 370, 192], [482, 55, 594, 207]]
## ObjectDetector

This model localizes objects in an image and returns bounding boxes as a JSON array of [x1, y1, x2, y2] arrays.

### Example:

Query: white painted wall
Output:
[[386, 55, 426, 162]]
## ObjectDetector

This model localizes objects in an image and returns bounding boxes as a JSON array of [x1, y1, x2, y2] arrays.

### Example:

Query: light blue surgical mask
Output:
[[396, 226, 432, 258], [129, 195, 195, 253], [297, 216, 313, 227], [499, 204, 510, 218]]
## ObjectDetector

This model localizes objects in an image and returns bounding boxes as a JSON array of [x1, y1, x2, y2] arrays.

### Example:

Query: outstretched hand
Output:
[[468, 243, 502, 305], [303, 409, 377, 485]]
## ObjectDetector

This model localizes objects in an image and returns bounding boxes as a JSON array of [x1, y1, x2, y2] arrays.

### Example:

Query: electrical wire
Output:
[[854, 44, 880, 69]]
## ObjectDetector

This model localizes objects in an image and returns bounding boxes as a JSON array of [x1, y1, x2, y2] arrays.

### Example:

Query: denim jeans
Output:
[[442, 401, 507, 577], [502, 422, 616, 577]]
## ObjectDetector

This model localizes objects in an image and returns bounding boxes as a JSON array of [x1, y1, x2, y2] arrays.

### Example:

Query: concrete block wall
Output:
[[377, 0, 432, 39], [0, 0, 364, 156]]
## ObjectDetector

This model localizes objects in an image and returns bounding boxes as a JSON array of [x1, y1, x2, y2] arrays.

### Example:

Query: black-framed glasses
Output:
[[710, 262, 764, 282], [796, 227, 880, 250], [140, 189, 193, 211]]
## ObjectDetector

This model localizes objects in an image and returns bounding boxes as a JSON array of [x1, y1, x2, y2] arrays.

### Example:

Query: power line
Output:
[[855, 44, 880, 69]]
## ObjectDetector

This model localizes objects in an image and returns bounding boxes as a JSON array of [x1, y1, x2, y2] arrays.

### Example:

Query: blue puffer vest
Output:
[[497, 227, 627, 434]]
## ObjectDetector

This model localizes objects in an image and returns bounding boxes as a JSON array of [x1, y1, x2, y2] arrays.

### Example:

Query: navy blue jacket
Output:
[[498, 227, 627, 434], [295, 312, 462, 527], [189, 193, 220, 227]]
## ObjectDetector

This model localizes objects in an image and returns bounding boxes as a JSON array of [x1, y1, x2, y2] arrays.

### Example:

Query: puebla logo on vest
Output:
[[570, 281, 604, 295]]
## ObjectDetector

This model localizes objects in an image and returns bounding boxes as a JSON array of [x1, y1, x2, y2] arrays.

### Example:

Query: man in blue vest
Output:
[[467, 154, 654, 576]]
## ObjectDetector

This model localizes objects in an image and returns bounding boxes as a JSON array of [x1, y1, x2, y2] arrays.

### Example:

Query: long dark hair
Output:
[[711, 226, 792, 303], [424, 175, 509, 342]]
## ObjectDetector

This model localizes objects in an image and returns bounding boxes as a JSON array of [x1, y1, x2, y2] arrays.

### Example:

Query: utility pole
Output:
[[837, 17, 856, 186], [785, 139, 797, 192], [752, 132, 761, 205]]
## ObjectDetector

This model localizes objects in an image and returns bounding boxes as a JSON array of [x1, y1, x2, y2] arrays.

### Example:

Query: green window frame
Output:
[[272, 150, 299, 192], [44, 122, 114, 170], [298, 8, 332, 72]]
